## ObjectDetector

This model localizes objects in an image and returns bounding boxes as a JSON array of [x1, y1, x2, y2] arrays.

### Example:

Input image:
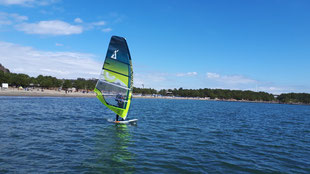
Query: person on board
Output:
[[115, 93, 125, 121]]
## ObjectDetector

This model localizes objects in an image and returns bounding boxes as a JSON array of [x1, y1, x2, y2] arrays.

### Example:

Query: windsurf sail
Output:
[[94, 36, 133, 120]]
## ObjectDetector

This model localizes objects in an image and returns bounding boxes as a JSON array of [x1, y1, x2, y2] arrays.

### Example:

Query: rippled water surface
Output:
[[0, 96, 310, 173]]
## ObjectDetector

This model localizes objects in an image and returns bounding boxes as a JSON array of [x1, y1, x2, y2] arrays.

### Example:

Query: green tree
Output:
[[0, 71, 5, 84], [85, 79, 96, 90], [62, 80, 72, 90], [73, 78, 86, 91], [8, 73, 30, 87], [278, 93, 310, 104]]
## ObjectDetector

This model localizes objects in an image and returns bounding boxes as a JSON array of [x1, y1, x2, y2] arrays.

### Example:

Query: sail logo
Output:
[[111, 49, 119, 59]]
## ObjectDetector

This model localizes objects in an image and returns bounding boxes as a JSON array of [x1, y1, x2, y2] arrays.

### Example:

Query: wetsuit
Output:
[[115, 94, 124, 121]]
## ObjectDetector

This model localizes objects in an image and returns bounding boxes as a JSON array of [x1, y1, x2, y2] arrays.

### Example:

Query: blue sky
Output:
[[0, 0, 309, 94]]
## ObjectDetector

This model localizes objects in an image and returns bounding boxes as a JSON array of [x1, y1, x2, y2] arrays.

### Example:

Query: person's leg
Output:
[[116, 114, 119, 121]]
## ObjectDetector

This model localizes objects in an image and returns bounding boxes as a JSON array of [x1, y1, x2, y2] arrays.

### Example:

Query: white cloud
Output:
[[0, 20, 11, 25], [206, 72, 257, 85], [206, 72, 220, 79], [92, 21, 105, 26], [74, 17, 83, 23], [257, 86, 289, 94], [0, 0, 35, 5], [0, 0, 58, 6], [16, 20, 83, 35], [0, 12, 28, 26], [248, 86, 302, 95], [102, 28, 112, 32], [134, 71, 200, 89], [9, 13, 28, 21], [134, 73, 169, 89], [0, 41, 101, 79], [55, 43, 63, 46], [204, 72, 306, 94], [0, 12, 110, 34], [176, 72, 197, 77], [81, 20, 110, 32]]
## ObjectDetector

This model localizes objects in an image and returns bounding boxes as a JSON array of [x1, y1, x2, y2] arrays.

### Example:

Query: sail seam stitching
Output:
[[103, 68, 129, 77]]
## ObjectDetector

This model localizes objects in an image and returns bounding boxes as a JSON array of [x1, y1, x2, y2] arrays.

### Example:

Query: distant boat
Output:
[[94, 36, 133, 121]]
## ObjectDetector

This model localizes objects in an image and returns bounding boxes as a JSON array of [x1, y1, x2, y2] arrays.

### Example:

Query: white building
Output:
[[2, 83, 8, 89]]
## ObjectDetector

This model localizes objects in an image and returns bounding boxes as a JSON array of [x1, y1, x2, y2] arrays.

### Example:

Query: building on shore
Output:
[[1, 83, 8, 90]]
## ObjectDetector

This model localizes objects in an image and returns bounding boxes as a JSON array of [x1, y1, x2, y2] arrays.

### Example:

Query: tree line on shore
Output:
[[0, 71, 96, 91], [1, 71, 309, 104], [277, 93, 310, 104], [134, 87, 274, 101], [133, 87, 310, 104]]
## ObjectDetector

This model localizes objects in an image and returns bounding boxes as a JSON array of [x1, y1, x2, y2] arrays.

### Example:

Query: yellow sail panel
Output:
[[102, 69, 129, 87]]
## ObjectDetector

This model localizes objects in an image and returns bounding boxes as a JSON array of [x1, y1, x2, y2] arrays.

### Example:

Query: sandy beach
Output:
[[0, 88, 202, 100], [0, 88, 96, 97], [0, 88, 214, 101], [0, 88, 282, 104]]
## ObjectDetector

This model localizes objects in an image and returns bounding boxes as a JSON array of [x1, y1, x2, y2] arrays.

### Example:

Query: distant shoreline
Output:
[[133, 95, 282, 104], [0, 88, 96, 98], [134, 95, 309, 105], [1, 88, 308, 106]]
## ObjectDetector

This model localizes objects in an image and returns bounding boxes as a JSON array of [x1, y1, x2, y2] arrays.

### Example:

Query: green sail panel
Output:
[[94, 36, 133, 120]]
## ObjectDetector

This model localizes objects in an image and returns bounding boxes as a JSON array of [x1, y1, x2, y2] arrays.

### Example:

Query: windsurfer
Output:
[[115, 93, 124, 121]]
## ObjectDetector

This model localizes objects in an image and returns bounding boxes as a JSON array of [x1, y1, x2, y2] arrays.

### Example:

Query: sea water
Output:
[[0, 96, 309, 173]]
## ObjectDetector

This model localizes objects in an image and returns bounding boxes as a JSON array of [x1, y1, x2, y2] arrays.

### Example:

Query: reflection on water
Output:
[[90, 124, 136, 173]]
